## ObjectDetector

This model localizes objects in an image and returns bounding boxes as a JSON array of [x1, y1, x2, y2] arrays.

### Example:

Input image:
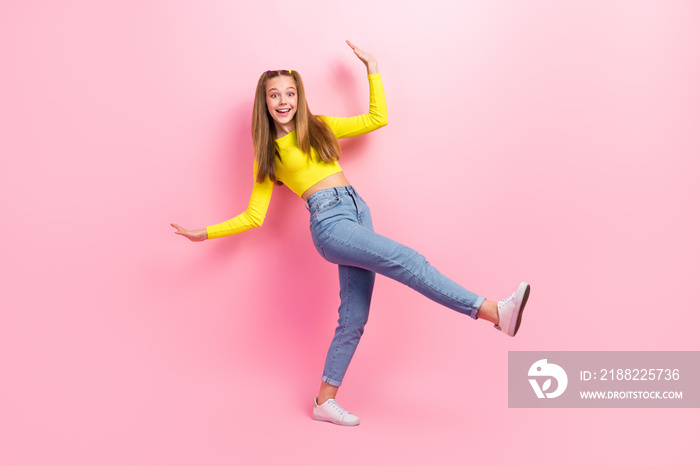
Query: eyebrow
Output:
[[268, 87, 296, 92]]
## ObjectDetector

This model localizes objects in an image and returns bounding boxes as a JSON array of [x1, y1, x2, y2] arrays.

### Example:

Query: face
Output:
[[265, 76, 298, 130]]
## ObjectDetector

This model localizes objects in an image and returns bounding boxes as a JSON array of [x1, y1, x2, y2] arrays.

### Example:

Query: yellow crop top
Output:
[[206, 73, 388, 239]]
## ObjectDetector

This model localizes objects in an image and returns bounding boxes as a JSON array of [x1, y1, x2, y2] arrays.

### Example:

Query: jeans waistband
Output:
[[305, 185, 357, 211]]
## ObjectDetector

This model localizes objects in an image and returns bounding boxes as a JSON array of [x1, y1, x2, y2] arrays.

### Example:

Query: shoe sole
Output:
[[312, 413, 360, 426], [512, 282, 530, 337]]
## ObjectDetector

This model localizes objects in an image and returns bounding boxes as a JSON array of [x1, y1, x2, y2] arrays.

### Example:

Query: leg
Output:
[[318, 215, 486, 320], [314, 263, 374, 426], [319, 264, 376, 392], [325, 227, 503, 326]]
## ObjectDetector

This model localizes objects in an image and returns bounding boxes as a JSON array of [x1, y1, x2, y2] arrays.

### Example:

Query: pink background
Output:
[[2, 0, 698, 464]]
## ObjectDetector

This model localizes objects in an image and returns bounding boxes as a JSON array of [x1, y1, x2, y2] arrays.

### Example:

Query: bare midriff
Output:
[[301, 172, 351, 201]]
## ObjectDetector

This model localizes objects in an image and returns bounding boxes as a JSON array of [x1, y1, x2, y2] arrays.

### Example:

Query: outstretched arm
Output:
[[171, 163, 274, 242], [321, 41, 388, 139], [346, 40, 379, 75], [204, 176, 273, 239]]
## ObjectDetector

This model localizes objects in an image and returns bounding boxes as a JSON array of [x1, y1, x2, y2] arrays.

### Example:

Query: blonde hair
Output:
[[252, 70, 341, 184]]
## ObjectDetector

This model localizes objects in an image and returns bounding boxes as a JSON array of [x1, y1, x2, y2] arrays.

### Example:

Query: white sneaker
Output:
[[312, 397, 360, 426], [494, 282, 530, 337]]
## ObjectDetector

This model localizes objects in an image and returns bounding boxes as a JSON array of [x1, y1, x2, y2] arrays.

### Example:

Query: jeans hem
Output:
[[472, 295, 486, 320], [322, 375, 342, 387]]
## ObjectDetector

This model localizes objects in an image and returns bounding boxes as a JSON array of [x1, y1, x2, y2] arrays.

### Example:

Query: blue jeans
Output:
[[306, 186, 486, 387]]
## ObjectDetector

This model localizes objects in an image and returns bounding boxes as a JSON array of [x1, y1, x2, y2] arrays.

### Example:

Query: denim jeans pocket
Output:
[[311, 195, 341, 215]]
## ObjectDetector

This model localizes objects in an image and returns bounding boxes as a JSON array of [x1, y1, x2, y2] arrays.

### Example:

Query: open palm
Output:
[[346, 40, 379, 74]]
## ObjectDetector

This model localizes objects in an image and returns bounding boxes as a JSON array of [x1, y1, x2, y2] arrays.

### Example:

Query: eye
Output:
[[270, 93, 278, 98], [288, 92, 295, 97]]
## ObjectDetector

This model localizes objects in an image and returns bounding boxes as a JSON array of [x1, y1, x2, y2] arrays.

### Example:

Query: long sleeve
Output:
[[320, 73, 388, 139], [205, 164, 274, 239]]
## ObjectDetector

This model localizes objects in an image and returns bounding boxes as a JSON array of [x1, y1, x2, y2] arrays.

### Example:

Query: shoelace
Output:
[[326, 399, 350, 416], [501, 293, 515, 307], [494, 292, 515, 330]]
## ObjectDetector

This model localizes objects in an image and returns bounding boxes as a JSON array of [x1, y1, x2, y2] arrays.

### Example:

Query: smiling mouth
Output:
[[276, 109, 291, 115]]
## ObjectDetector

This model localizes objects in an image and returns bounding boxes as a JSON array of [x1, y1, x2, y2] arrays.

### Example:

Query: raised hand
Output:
[[171, 223, 208, 242], [346, 40, 379, 75]]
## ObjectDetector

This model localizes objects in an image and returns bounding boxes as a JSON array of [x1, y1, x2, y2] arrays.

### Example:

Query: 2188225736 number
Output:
[[600, 368, 680, 381]]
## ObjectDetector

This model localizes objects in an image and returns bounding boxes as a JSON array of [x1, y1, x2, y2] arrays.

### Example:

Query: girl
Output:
[[171, 41, 530, 426]]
